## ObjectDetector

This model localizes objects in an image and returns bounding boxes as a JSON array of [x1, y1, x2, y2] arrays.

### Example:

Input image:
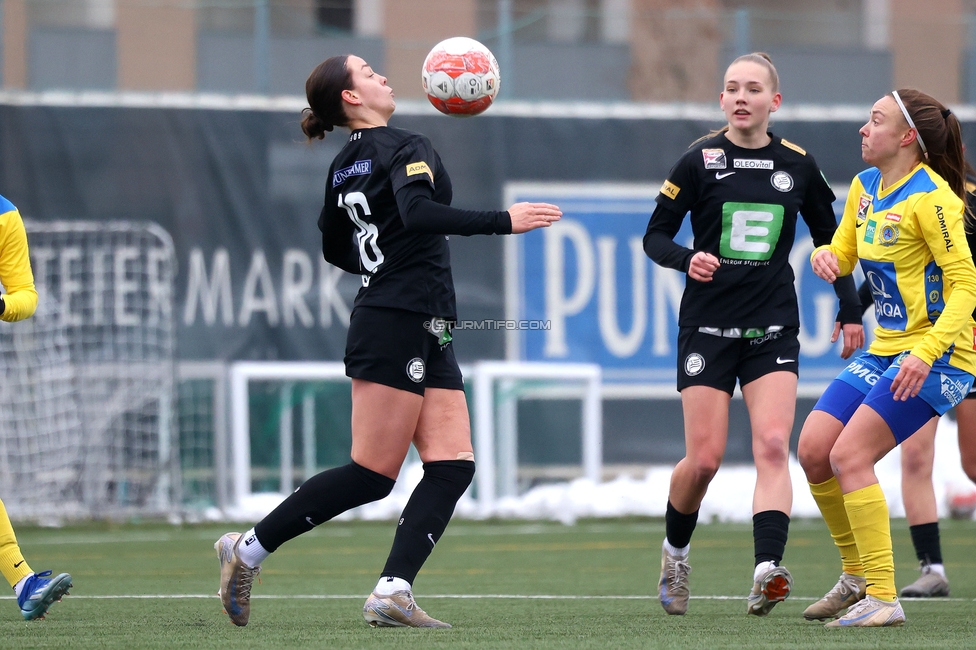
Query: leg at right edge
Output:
[[899, 418, 950, 597]]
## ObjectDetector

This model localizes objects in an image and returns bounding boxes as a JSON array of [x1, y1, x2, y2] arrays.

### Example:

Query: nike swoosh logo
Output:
[[715, 171, 736, 179], [856, 221, 864, 228], [776, 357, 795, 364], [427, 533, 436, 546], [13, 560, 24, 568]]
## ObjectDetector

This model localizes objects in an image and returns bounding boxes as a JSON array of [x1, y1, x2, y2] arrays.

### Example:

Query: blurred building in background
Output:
[[2, 0, 976, 104]]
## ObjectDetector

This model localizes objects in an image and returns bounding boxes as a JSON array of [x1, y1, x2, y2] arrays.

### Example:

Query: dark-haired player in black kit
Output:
[[643, 52, 862, 617], [214, 54, 561, 628]]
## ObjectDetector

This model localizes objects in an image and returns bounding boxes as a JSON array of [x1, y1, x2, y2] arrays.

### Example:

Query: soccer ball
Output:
[[945, 481, 976, 520], [421, 37, 500, 117]]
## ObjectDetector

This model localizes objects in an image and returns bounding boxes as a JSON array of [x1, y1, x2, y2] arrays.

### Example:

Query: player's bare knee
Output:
[[901, 452, 932, 479], [796, 438, 825, 476], [689, 455, 722, 484], [754, 433, 790, 467], [828, 447, 855, 480]]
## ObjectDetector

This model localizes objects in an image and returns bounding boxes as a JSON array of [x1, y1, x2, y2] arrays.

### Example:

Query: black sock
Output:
[[254, 461, 394, 552], [753, 510, 790, 566], [909, 522, 943, 565], [665, 501, 699, 549], [381, 460, 475, 584]]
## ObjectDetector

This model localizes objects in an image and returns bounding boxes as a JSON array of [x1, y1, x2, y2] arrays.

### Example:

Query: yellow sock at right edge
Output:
[[843, 483, 896, 601], [809, 476, 864, 576], [0, 497, 32, 588]]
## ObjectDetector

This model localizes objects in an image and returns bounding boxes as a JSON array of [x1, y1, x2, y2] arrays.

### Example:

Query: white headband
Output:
[[891, 90, 928, 157]]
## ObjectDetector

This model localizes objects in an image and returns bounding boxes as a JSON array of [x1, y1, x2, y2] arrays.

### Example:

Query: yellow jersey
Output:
[[814, 163, 976, 373], [0, 195, 37, 322]]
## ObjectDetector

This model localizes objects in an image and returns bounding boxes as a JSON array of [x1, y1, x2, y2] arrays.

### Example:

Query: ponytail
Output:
[[893, 89, 972, 228]]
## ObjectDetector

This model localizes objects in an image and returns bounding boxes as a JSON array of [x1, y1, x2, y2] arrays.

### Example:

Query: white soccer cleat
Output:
[[363, 590, 451, 628], [746, 563, 793, 616], [803, 572, 866, 620], [658, 543, 692, 615], [900, 562, 949, 598], [215, 532, 261, 626], [825, 595, 905, 628]]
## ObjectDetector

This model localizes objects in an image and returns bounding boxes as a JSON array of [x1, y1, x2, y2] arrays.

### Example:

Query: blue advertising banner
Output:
[[504, 182, 869, 392]]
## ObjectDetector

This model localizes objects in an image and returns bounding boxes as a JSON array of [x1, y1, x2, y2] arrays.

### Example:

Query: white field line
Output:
[[0, 594, 973, 602]]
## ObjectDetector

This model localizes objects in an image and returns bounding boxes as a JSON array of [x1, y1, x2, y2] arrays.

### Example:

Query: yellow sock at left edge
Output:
[[0, 498, 32, 588]]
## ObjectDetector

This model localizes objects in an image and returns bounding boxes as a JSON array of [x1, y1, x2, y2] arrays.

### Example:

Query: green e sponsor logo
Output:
[[720, 202, 785, 261]]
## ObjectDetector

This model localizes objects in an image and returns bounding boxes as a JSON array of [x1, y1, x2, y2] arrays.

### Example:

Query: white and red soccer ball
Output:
[[946, 481, 976, 520], [421, 37, 500, 117]]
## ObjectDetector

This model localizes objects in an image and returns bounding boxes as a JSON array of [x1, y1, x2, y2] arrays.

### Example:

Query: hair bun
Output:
[[301, 108, 331, 140]]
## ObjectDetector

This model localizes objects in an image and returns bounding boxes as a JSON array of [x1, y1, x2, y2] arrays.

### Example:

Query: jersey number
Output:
[[338, 192, 384, 272], [719, 202, 785, 261]]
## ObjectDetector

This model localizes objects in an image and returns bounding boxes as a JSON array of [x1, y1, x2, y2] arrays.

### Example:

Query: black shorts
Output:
[[676, 326, 800, 395], [344, 305, 465, 396]]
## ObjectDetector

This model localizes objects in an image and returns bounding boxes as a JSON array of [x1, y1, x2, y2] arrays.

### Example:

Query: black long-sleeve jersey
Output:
[[318, 126, 510, 319], [644, 131, 860, 328]]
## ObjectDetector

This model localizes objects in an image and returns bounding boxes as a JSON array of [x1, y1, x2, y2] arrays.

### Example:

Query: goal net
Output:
[[0, 221, 177, 520]]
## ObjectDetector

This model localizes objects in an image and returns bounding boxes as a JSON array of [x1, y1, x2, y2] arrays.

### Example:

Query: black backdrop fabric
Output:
[[0, 103, 936, 363]]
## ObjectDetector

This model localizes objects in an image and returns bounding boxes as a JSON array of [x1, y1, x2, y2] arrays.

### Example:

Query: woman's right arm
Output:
[[642, 203, 693, 272]]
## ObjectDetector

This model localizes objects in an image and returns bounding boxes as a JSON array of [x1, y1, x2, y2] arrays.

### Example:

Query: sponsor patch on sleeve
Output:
[[780, 138, 807, 155], [406, 161, 433, 182], [660, 180, 680, 200]]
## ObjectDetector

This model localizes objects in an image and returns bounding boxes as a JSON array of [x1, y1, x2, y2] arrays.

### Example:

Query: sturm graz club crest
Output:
[[684, 353, 705, 376], [770, 171, 794, 192], [406, 358, 426, 383]]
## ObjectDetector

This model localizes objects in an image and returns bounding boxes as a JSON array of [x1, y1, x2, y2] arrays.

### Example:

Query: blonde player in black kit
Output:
[[643, 53, 863, 617], [214, 55, 561, 628]]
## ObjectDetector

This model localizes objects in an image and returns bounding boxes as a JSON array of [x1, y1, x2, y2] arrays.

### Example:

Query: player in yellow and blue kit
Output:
[[797, 89, 976, 628], [0, 194, 73, 619]]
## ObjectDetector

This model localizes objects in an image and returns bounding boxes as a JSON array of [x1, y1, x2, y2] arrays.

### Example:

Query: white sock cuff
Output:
[[236, 528, 271, 568], [926, 563, 946, 578], [374, 576, 411, 596], [663, 539, 689, 557]]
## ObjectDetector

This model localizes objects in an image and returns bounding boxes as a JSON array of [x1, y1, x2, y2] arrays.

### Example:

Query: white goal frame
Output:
[[227, 360, 602, 513]]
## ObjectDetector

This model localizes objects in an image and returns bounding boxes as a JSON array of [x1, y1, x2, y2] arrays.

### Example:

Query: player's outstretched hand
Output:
[[811, 249, 840, 283], [831, 322, 865, 359], [687, 251, 720, 282], [508, 202, 562, 233]]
